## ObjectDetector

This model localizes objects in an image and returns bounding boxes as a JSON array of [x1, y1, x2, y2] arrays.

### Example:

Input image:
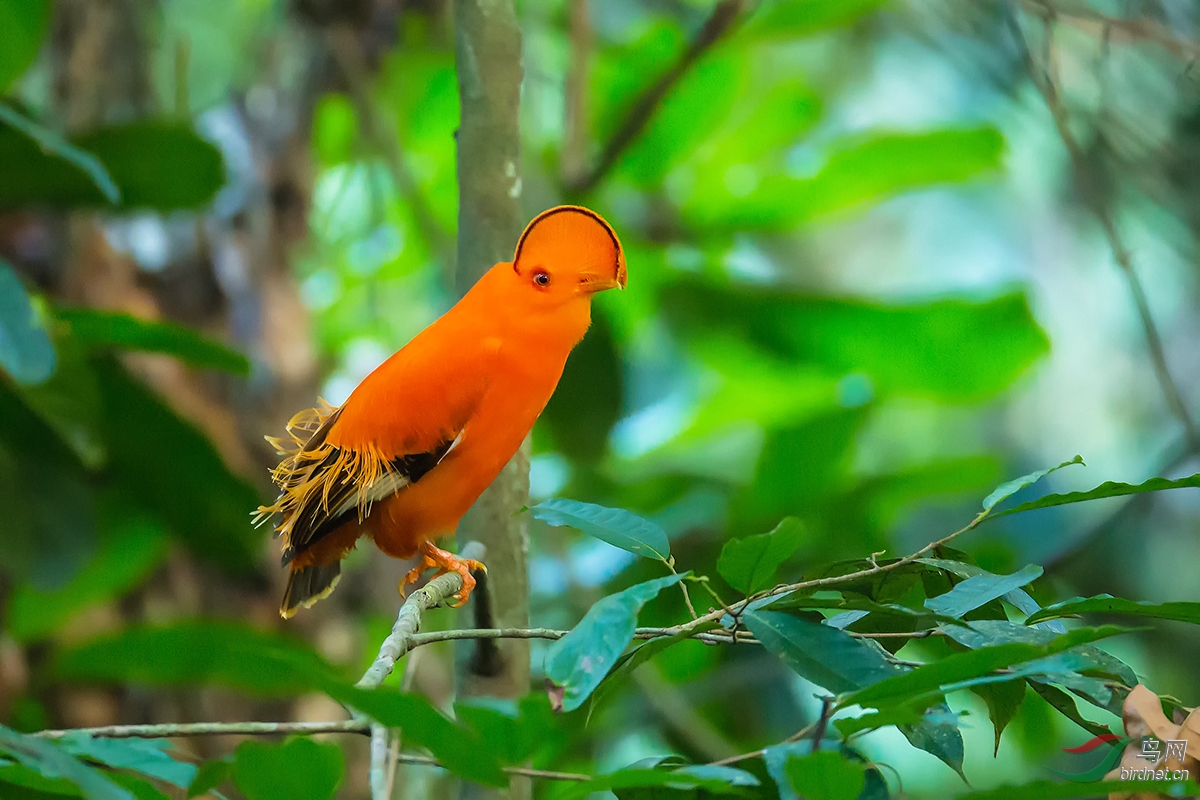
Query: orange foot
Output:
[[398, 540, 487, 608]]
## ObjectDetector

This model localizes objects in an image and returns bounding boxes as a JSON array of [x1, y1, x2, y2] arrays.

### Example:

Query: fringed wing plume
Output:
[[254, 400, 461, 564]]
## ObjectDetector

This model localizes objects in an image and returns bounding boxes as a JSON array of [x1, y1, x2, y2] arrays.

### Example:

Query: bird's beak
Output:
[[582, 268, 626, 293], [585, 260, 627, 293]]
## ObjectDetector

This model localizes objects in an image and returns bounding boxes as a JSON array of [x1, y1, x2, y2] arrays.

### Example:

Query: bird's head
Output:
[[511, 206, 626, 301]]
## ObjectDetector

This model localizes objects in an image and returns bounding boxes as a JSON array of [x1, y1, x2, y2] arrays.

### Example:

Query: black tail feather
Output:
[[281, 563, 342, 618]]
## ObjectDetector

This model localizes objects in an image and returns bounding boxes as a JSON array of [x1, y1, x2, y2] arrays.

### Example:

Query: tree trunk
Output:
[[452, 2, 530, 799]]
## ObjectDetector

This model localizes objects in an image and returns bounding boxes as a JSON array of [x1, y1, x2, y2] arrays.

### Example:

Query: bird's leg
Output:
[[398, 553, 438, 599], [418, 540, 487, 608]]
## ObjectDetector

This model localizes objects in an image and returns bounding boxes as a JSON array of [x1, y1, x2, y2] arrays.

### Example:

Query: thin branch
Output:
[[362, 542, 486, 799], [810, 697, 836, 747], [358, 542, 488, 691], [1008, 3, 1200, 454], [671, 510, 992, 637], [36, 721, 371, 739], [1021, 0, 1200, 62], [370, 724, 391, 800], [383, 648, 423, 800], [34, 719, 587, 781], [566, 0, 749, 194], [405, 626, 758, 647]]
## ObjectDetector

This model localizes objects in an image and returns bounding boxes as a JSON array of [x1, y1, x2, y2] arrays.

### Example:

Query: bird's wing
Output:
[[255, 401, 466, 564], [256, 323, 495, 563]]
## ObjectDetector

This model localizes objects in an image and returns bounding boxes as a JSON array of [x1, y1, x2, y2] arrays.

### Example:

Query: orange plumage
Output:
[[255, 206, 627, 617]]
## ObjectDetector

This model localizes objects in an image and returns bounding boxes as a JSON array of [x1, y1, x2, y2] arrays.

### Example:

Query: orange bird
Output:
[[255, 206, 626, 618]]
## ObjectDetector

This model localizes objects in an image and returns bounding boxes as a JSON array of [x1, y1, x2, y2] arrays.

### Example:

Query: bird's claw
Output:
[[397, 545, 487, 607]]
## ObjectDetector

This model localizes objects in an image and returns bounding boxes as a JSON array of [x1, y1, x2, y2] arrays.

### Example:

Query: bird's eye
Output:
[[533, 270, 551, 287]]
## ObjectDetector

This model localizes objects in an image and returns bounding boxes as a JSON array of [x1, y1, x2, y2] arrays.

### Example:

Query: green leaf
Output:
[[453, 695, 556, 767], [52, 621, 342, 695], [232, 739, 343, 800], [15, 339, 107, 468], [532, 499, 671, 561], [762, 742, 808, 800], [971, 680, 1027, 756], [954, 779, 1200, 799], [77, 123, 224, 210], [591, 623, 718, 710], [940, 620, 1137, 689], [742, 0, 887, 40], [93, 359, 262, 576], [717, 517, 804, 594], [0, 726, 131, 800], [982, 456, 1085, 511], [7, 509, 168, 642], [1026, 593, 1200, 627], [993, 473, 1200, 519], [785, 751, 865, 800], [672, 765, 759, 788], [918, 558, 1061, 632], [562, 764, 757, 799], [187, 759, 231, 799], [108, 773, 170, 800], [834, 705, 928, 737], [50, 621, 508, 787], [924, 565, 1043, 619], [58, 309, 250, 374], [1027, 682, 1113, 739], [662, 282, 1048, 403], [328, 690, 506, 786], [544, 573, 686, 712], [0, 443, 97, 590], [0, 260, 56, 385], [612, 47, 743, 187], [57, 735, 196, 789], [763, 592, 968, 633], [312, 93, 359, 166], [901, 707, 966, 780], [741, 609, 899, 694], [0, 0, 50, 89], [0, 104, 120, 205], [0, 119, 223, 211], [682, 128, 1006, 231], [839, 626, 1130, 710], [0, 762, 84, 797]]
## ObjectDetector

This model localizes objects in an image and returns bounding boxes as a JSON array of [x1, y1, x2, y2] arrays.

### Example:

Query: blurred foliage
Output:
[[6, 0, 1200, 798]]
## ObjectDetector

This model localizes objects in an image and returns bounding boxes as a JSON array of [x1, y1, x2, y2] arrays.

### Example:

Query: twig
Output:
[[704, 719, 823, 768], [361, 543, 486, 799], [406, 626, 756, 647], [383, 649, 423, 800], [1008, 3, 1200, 454], [36, 721, 371, 739], [810, 697, 835, 747], [566, 0, 749, 194], [1021, 0, 1200, 62], [370, 724, 391, 800], [670, 511, 992, 639], [358, 542, 488, 691]]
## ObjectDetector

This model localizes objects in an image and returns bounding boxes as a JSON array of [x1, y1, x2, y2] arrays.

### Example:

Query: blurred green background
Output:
[[4, 0, 1200, 797]]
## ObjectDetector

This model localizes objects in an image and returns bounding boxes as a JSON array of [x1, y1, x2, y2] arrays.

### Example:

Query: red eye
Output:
[[533, 270, 551, 287]]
